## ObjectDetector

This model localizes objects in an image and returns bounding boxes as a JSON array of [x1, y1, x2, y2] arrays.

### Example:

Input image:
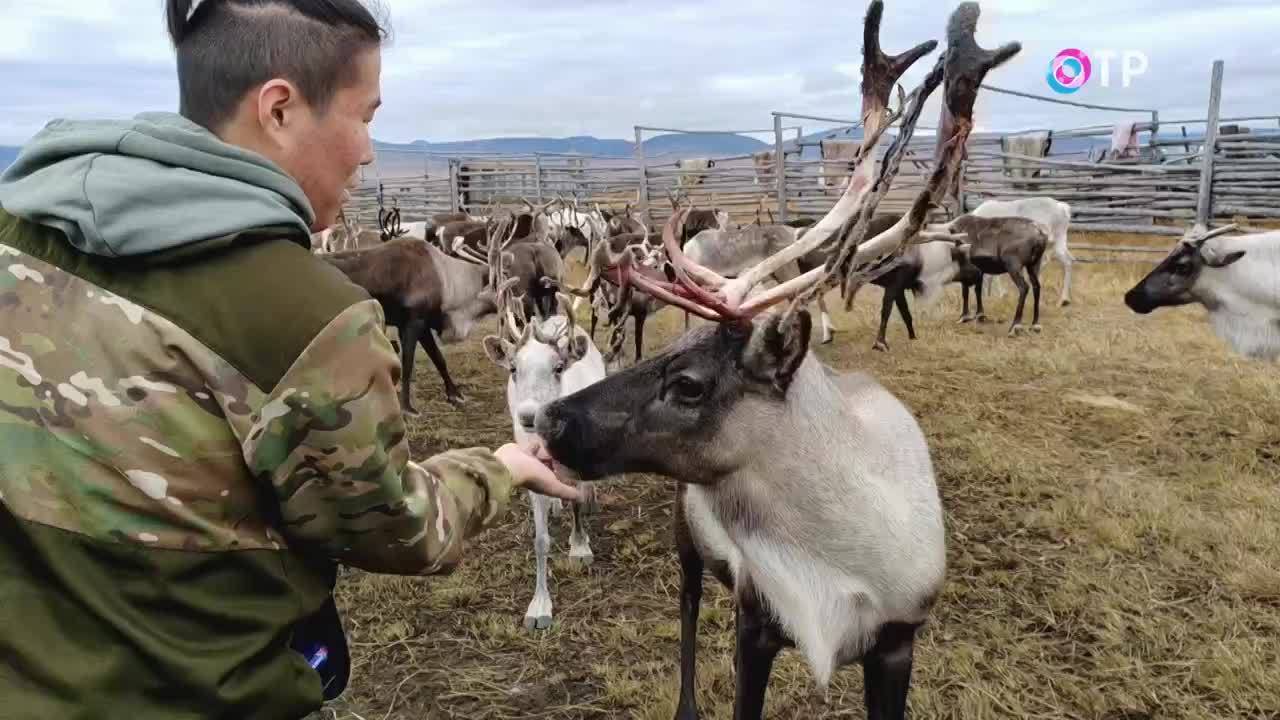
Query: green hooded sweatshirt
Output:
[[0, 112, 513, 720]]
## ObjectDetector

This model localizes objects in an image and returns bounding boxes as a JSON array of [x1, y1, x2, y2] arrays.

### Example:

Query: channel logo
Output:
[[1047, 49, 1091, 94]]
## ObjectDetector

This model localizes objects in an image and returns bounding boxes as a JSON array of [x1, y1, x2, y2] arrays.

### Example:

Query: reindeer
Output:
[[377, 206, 408, 241], [1124, 224, 1280, 361], [322, 217, 523, 411], [570, 231, 665, 366], [548, 196, 608, 261], [482, 283, 608, 629], [534, 4, 1017, 717], [966, 196, 1074, 306], [601, 204, 649, 238], [944, 213, 1048, 336], [677, 158, 715, 187], [859, 213, 978, 351], [819, 138, 860, 193]]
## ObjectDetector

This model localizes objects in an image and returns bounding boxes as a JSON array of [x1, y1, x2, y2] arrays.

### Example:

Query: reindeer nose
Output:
[[517, 408, 537, 433], [534, 404, 569, 447]]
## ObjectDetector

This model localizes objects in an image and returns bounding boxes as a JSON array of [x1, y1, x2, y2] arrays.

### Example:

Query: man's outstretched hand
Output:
[[495, 442, 581, 502]]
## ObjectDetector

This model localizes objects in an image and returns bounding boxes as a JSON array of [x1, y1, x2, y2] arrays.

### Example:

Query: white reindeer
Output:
[[1124, 225, 1280, 361], [483, 291, 607, 630]]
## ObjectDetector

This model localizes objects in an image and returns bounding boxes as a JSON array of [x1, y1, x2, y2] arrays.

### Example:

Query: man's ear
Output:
[[257, 78, 302, 139], [482, 335, 513, 370], [740, 309, 812, 394]]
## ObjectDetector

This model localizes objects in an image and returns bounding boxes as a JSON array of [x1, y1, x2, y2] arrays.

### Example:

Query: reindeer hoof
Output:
[[872, 341, 889, 352], [1059, 298, 1071, 307], [958, 315, 974, 324], [568, 550, 595, 568], [523, 615, 553, 631], [445, 391, 467, 407], [1031, 324, 1043, 333], [820, 330, 835, 345], [1008, 324, 1024, 337], [977, 314, 990, 324], [403, 405, 421, 418]]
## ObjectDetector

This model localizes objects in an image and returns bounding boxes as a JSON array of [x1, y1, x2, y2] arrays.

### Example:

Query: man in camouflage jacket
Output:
[[0, 1, 579, 718]]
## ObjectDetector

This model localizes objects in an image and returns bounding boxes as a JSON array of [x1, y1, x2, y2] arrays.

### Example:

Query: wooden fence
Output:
[[345, 59, 1280, 249]]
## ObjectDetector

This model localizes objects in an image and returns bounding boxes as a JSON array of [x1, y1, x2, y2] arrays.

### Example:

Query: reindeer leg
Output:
[[1028, 260, 1043, 332], [864, 622, 920, 720], [674, 494, 705, 720], [894, 292, 916, 341], [959, 281, 974, 323], [633, 309, 646, 365], [817, 293, 835, 344], [1054, 238, 1073, 307], [1006, 265, 1029, 336], [568, 481, 595, 567], [732, 579, 784, 720], [417, 325, 466, 406], [397, 319, 425, 417], [524, 491, 554, 630], [874, 287, 895, 352], [974, 274, 988, 323]]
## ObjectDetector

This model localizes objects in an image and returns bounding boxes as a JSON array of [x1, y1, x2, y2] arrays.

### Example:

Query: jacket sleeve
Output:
[[236, 299, 513, 575]]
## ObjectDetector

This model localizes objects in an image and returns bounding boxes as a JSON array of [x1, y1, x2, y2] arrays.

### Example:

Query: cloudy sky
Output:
[[2, 0, 1276, 147]]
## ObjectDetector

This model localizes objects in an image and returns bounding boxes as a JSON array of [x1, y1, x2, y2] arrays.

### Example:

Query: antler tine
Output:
[[706, 2, 939, 311], [861, 0, 939, 113], [661, 209, 728, 289], [1189, 222, 1240, 246], [823, 3, 1019, 304]]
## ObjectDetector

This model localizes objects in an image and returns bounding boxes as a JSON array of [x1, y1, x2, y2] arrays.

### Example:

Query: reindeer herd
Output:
[[305, 3, 1280, 717]]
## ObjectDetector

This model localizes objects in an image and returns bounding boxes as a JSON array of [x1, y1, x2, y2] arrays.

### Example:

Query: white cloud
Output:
[[1, 0, 1277, 146]]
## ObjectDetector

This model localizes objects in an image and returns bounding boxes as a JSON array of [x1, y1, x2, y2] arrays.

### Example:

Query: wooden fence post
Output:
[[1193, 60, 1225, 233], [534, 153, 544, 204], [634, 126, 651, 221], [448, 159, 460, 213], [774, 114, 788, 224]]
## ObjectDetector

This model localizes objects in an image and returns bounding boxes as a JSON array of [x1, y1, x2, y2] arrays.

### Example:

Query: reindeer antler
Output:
[[584, 0, 1020, 328]]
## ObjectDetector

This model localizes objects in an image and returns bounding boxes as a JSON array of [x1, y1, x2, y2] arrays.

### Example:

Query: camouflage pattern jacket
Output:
[[0, 208, 513, 719]]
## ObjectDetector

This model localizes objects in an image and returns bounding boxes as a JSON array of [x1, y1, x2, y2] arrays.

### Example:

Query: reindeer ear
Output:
[[568, 334, 590, 362], [740, 310, 812, 394], [482, 335, 513, 370], [1204, 249, 1245, 268]]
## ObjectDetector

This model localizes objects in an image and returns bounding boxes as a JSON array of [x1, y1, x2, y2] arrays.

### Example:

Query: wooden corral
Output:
[[315, 238, 1280, 720], [343, 66, 1280, 245]]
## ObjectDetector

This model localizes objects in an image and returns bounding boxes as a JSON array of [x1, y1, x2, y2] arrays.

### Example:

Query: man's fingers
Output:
[[534, 478, 582, 502]]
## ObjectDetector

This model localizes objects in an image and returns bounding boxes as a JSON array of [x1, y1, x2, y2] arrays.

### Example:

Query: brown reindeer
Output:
[[946, 214, 1048, 335], [322, 218, 523, 411]]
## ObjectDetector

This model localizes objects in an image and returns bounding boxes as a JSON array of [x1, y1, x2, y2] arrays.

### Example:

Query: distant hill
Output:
[[376, 132, 769, 159], [0, 146, 19, 170]]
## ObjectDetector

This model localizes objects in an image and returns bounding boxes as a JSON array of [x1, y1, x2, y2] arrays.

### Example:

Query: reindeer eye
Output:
[[554, 361, 566, 376], [668, 375, 707, 403], [1172, 261, 1194, 276]]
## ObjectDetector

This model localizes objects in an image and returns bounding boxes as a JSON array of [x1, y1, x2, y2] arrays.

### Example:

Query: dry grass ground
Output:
[[320, 239, 1280, 720]]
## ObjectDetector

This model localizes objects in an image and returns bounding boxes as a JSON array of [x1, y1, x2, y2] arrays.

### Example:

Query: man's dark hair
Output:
[[165, 0, 390, 131]]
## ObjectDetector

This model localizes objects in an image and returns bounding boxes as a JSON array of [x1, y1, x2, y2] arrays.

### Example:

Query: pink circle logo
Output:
[[1047, 48, 1091, 94]]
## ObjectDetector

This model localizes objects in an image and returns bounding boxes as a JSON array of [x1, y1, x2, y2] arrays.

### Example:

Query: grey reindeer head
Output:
[[535, 307, 811, 482], [1125, 225, 1246, 314]]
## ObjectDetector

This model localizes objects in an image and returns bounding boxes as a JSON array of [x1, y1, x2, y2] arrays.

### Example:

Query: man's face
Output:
[[278, 47, 381, 231]]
